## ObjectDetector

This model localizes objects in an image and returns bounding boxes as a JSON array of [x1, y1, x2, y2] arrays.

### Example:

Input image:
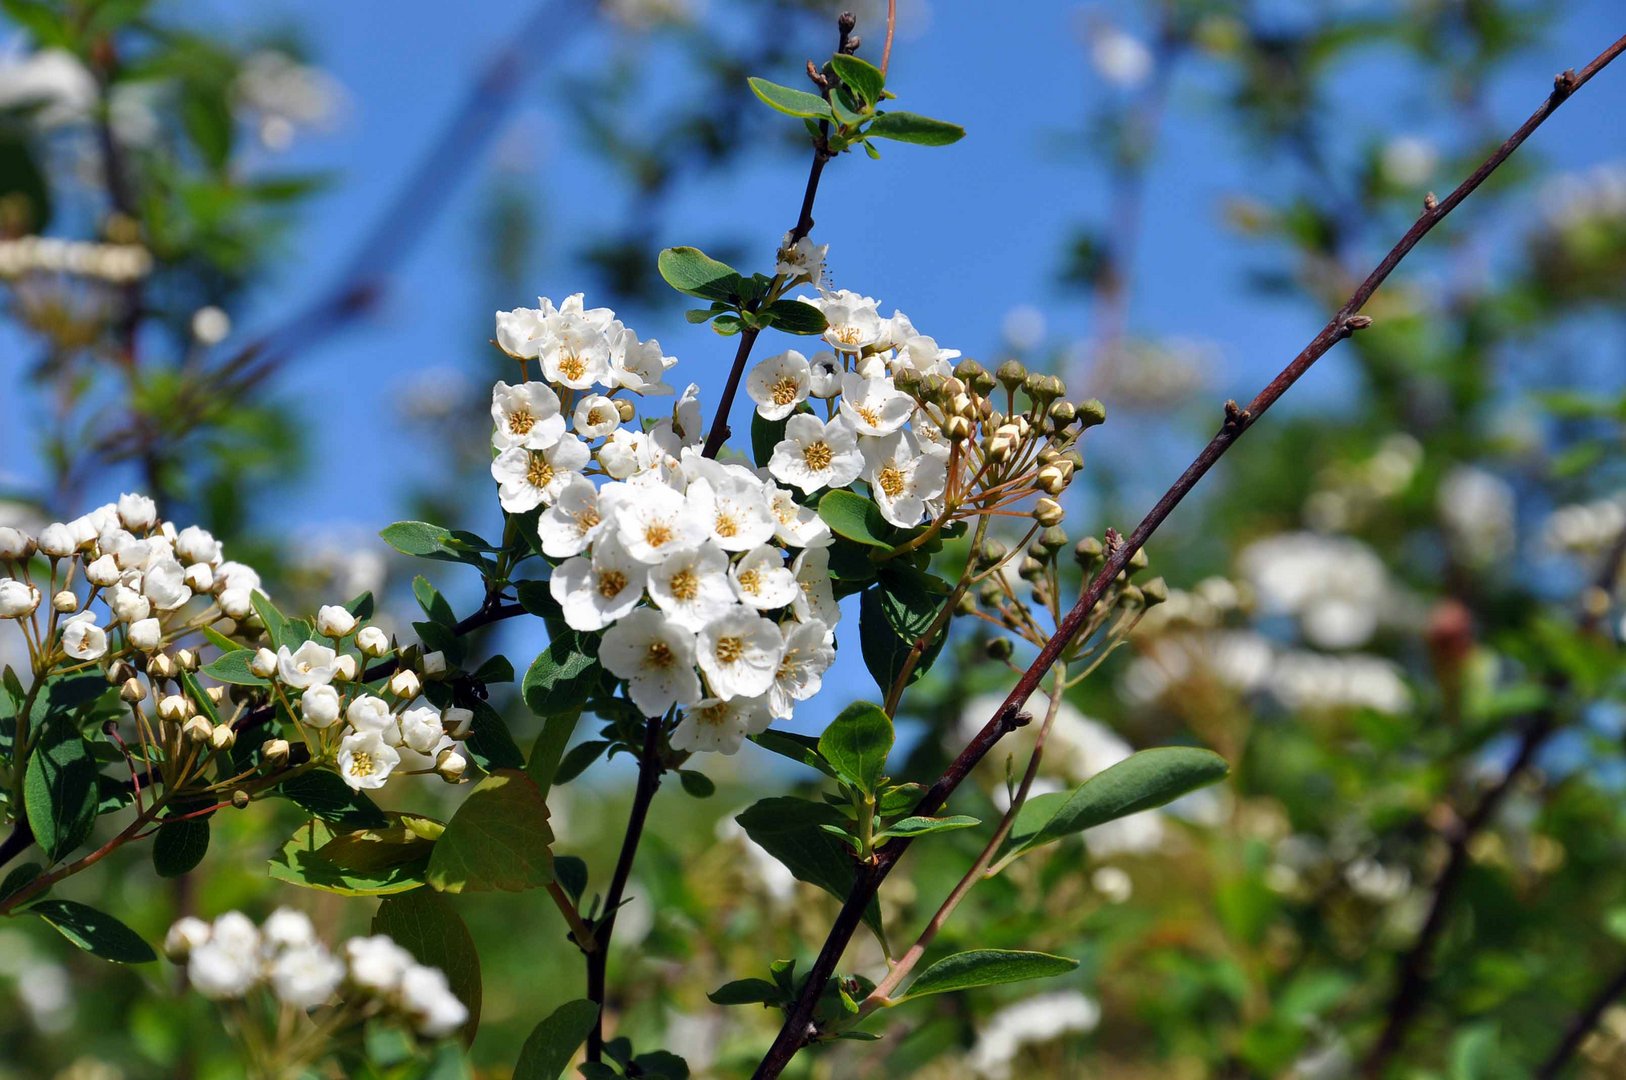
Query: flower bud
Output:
[[316, 605, 357, 638], [985, 636, 1014, 660], [357, 625, 389, 657], [249, 647, 277, 678], [420, 651, 447, 678], [261, 738, 290, 766], [1037, 464, 1068, 496], [1022, 372, 1057, 405], [231, 789, 251, 809], [1142, 577, 1168, 606], [174, 648, 199, 671], [1078, 398, 1107, 428], [1047, 400, 1077, 428], [183, 563, 214, 593], [158, 694, 191, 723], [892, 368, 921, 396], [85, 554, 121, 587], [51, 589, 78, 613], [116, 493, 158, 531], [955, 593, 978, 615], [0, 580, 40, 619], [147, 653, 177, 680], [206, 686, 225, 705], [108, 584, 150, 624], [953, 358, 986, 385], [977, 581, 1005, 607], [119, 678, 147, 703], [1039, 526, 1069, 552], [37, 523, 76, 558], [944, 415, 973, 442], [1127, 546, 1150, 575], [333, 655, 358, 681], [388, 669, 421, 699], [443, 707, 474, 739], [1018, 556, 1046, 581], [182, 714, 212, 742], [985, 432, 1014, 462], [209, 724, 236, 750], [1033, 498, 1065, 527], [0, 527, 34, 560], [107, 659, 136, 684], [435, 747, 468, 782], [1073, 536, 1104, 568], [128, 617, 162, 652], [996, 359, 1027, 391], [164, 916, 210, 961], [948, 392, 973, 418], [616, 399, 636, 422], [1119, 584, 1145, 608], [975, 539, 1009, 568]]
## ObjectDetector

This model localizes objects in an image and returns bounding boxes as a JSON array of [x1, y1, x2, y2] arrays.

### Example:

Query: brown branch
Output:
[[1538, 961, 1626, 1078], [880, 0, 897, 77], [750, 35, 1626, 1079]]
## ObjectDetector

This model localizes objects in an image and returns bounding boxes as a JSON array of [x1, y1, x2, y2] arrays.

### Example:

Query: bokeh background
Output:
[[1, 0, 1624, 1077]]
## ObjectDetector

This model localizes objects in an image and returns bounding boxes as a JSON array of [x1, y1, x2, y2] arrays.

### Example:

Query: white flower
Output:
[[344, 935, 414, 992], [398, 706, 447, 754], [791, 548, 840, 630], [647, 543, 737, 632], [807, 352, 843, 398], [315, 605, 357, 638], [614, 483, 708, 564], [536, 476, 606, 558], [768, 619, 835, 719], [671, 695, 772, 754], [767, 487, 832, 549], [808, 289, 882, 352], [775, 232, 827, 284], [539, 311, 612, 389], [301, 684, 343, 728], [862, 429, 947, 528], [968, 991, 1101, 1080], [696, 609, 782, 700], [141, 556, 191, 611], [600, 608, 702, 716], [107, 584, 150, 624], [610, 332, 676, 395], [491, 381, 566, 451], [345, 694, 393, 733], [0, 580, 40, 618], [551, 533, 648, 632], [729, 545, 799, 610], [0, 527, 31, 560], [495, 304, 546, 358], [61, 613, 107, 660], [357, 625, 390, 656], [838, 373, 914, 436], [174, 525, 221, 565], [337, 729, 400, 790], [128, 617, 162, 652], [269, 944, 344, 1008], [1089, 23, 1153, 88], [277, 641, 338, 689], [116, 492, 157, 531], [188, 941, 261, 999], [597, 428, 653, 480], [261, 908, 317, 952], [769, 413, 864, 494], [573, 393, 621, 438], [164, 916, 211, 960], [490, 435, 591, 513], [400, 964, 469, 1037], [686, 475, 776, 552], [37, 522, 76, 557], [746, 350, 812, 421]]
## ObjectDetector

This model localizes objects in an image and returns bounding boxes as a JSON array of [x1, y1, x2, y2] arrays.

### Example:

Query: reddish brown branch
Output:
[[750, 34, 1626, 1080]]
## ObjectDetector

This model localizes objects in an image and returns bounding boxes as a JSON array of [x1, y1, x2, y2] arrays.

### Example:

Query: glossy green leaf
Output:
[[707, 977, 785, 1006], [152, 812, 211, 878], [23, 721, 100, 863], [525, 709, 582, 799], [199, 648, 267, 686], [427, 770, 554, 894], [374, 889, 483, 1044], [762, 299, 827, 335], [749, 729, 836, 778], [900, 949, 1076, 1001], [30, 899, 156, 963], [268, 817, 436, 897], [818, 489, 895, 548], [879, 814, 980, 838], [522, 632, 601, 719], [747, 76, 832, 120], [656, 246, 744, 302], [865, 111, 965, 146], [515, 999, 600, 1080], [829, 53, 884, 107], [460, 699, 525, 772], [736, 796, 883, 938], [276, 769, 388, 828], [818, 701, 894, 795]]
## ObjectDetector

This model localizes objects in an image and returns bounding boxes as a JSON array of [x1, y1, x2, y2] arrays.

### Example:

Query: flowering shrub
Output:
[[2, 5, 1624, 1080]]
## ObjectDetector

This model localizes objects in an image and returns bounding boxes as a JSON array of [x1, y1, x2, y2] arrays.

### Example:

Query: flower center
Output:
[[644, 522, 673, 549], [508, 407, 537, 435], [802, 441, 833, 472], [736, 568, 761, 595], [597, 570, 627, 598], [777, 647, 800, 678], [833, 325, 863, 347], [350, 751, 375, 777], [857, 405, 883, 428], [526, 454, 555, 489], [646, 640, 674, 668], [668, 568, 699, 602], [771, 375, 800, 406], [558, 353, 586, 382], [715, 512, 738, 538], [574, 509, 601, 535], [714, 635, 745, 664], [586, 407, 609, 427], [696, 702, 731, 727], [878, 465, 906, 498]]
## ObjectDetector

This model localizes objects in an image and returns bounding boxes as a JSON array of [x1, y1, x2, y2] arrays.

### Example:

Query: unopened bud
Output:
[[892, 368, 921, 396], [1078, 399, 1107, 427], [1047, 400, 1077, 427], [52, 590, 78, 613], [1037, 464, 1068, 495], [1022, 372, 1055, 405], [975, 539, 1008, 567], [249, 647, 277, 678], [948, 392, 973, 417], [86, 555, 121, 587], [261, 738, 290, 766], [1142, 577, 1168, 605], [209, 724, 235, 750], [995, 359, 1027, 391], [1040, 526, 1069, 552], [206, 686, 225, 705], [333, 655, 358, 681], [1127, 546, 1149, 575], [1018, 556, 1046, 581], [944, 415, 973, 442], [356, 625, 389, 657], [1119, 584, 1145, 607], [1033, 498, 1065, 527], [120, 678, 147, 703], [986, 433, 1014, 462], [182, 715, 212, 743], [616, 399, 636, 422], [436, 747, 468, 782], [1073, 536, 1103, 567], [953, 358, 986, 384], [183, 563, 214, 593], [955, 593, 977, 615], [316, 605, 357, 638], [978, 581, 1005, 607], [231, 789, 251, 809], [173, 648, 198, 671], [420, 651, 447, 677], [985, 637, 1014, 660], [107, 659, 136, 684], [388, 669, 421, 699], [147, 653, 177, 680], [443, 707, 474, 739], [157, 694, 191, 723]]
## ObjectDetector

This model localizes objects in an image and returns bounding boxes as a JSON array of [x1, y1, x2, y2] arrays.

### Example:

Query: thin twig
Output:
[[1538, 961, 1626, 1078], [749, 37, 1626, 1079], [880, 0, 897, 76]]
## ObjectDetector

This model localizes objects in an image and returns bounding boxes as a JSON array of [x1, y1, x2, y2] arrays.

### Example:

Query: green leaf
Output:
[[250, 590, 293, 650], [269, 816, 437, 897], [829, 53, 884, 107], [460, 699, 526, 772], [747, 76, 833, 120], [761, 299, 827, 335], [707, 977, 785, 1006], [522, 632, 602, 719], [515, 999, 599, 1080], [656, 246, 744, 302], [276, 770, 388, 829], [859, 585, 942, 697], [866, 111, 965, 146], [374, 889, 483, 1044], [818, 489, 896, 548], [553, 740, 609, 785], [1006, 747, 1230, 856], [24, 721, 100, 863], [0, 862, 44, 906], [30, 899, 156, 963], [678, 770, 715, 798], [900, 949, 1076, 1001], [428, 770, 554, 894], [818, 701, 894, 795], [525, 709, 582, 800], [630, 1050, 689, 1078], [199, 648, 267, 686], [152, 812, 211, 878], [413, 575, 457, 626], [749, 729, 837, 778], [380, 520, 456, 557], [879, 815, 980, 838], [736, 797, 883, 939]]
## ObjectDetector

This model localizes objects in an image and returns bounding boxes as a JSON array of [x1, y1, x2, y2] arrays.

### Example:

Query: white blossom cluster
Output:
[[488, 293, 847, 754], [968, 990, 1101, 1080], [1542, 492, 1626, 558], [0, 236, 154, 283], [165, 909, 467, 1037], [1237, 531, 1397, 650]]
